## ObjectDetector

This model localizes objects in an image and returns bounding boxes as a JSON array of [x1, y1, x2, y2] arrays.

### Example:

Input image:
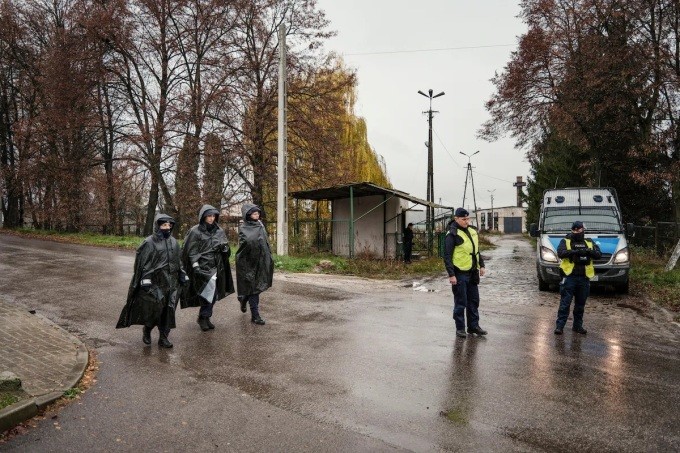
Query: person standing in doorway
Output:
[[180, 204, 235, 331], [116, 214, 186, 348], [443, 208, 487, 338], [236, 204, 274, 325], [403, 223, 414, 264], [554, 221, 602, 335]]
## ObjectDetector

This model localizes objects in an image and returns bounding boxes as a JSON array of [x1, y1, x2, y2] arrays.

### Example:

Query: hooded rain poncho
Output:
[[180, 204, 235, 308], [236, 203, 274, 296], [116, 213, 182, 329]]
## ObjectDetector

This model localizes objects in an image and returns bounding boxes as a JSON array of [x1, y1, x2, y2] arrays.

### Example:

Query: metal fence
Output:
[[631, 222, 680, 256], [387, 231, 433, 260], [224, 218, 348, 255]]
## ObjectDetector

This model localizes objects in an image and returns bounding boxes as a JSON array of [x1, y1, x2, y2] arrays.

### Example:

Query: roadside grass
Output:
[[273, 233, 496, 279], [7, 228, 142, 249], [629, 246, 680, 318], [62, 388, 82, 399], [274, 253, 443, 279], [0, 393, 19, 410]]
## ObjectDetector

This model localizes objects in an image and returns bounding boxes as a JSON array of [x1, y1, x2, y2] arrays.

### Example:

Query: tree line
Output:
[[481, 0, 680, 227], [0, 0, 389, 236]]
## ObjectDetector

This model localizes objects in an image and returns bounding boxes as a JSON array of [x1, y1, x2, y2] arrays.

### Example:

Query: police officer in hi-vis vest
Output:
[[554, 220, 602, 335], [443, 208, 487, 338]]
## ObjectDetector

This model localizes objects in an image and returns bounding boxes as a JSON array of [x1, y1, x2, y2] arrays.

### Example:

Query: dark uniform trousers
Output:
[[452, 272, 480, 331]]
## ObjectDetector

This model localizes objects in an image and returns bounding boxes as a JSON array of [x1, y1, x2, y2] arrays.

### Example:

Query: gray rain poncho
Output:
[[116, 213, 183, 329], [235, 203, 274, 296], [180, 204, 235, 308]]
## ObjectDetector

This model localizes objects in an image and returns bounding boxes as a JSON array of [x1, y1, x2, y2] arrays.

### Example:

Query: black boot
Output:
[[250, 301, 265, 325], [142, 326, 152, 345], [158, 332, 173, 348], [206, 317, 215, 329], [197, 316, 210, 331], [238, 295, 248, 313]]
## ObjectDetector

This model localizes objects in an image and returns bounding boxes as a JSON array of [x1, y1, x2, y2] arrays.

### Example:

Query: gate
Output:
[[504, 217, 522, 233]]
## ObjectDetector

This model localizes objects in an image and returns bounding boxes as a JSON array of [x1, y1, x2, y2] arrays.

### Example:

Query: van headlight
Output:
[[540, 246, 559, 263], [613, 247, 629, 264]]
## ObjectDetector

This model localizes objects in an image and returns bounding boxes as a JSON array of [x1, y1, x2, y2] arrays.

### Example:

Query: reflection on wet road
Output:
[[0, 234, 678, 452]]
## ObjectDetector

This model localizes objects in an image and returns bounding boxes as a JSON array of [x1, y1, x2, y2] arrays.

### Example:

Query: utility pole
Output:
[[460, 150, 480, 227], [276, 24, 288, 256], [488, 189, 496, 231], [418, 89, 445, 255]]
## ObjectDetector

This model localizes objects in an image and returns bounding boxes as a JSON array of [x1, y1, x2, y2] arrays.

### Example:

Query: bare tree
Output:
[[108, 0, 186, 235]]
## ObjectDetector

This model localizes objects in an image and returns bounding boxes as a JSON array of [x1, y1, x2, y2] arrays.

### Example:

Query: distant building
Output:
[[473, 206, 526, 234]]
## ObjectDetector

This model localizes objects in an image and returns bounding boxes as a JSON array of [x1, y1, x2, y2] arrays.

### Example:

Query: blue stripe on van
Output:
[[547, 236, 620, 254]]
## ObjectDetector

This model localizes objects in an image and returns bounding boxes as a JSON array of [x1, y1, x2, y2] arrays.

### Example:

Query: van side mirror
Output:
[[529, 223, 539, 237], [626, 223, 635, 237]]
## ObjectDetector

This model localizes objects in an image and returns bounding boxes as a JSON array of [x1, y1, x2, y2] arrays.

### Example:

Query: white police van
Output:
[[529, 187, 633, 293]]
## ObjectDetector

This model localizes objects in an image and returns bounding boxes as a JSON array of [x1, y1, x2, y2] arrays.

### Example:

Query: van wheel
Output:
[[615, 281, 629, 294], [538, 275, 550, 291]]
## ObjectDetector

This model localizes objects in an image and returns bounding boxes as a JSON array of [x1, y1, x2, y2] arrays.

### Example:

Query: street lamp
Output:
[[418, 89, 445, 255], [460, 150, 480, 227]]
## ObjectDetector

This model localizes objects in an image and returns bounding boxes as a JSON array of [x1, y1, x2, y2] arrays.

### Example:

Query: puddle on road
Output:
[[279, 281, 348, 301], [294, 311, 339, 323]]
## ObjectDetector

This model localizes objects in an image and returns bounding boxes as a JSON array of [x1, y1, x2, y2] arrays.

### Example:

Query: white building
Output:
[[473, 205, 527, 234]]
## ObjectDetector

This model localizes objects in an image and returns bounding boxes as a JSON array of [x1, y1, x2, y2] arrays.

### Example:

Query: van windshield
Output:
[[542, 207, 621, 233]]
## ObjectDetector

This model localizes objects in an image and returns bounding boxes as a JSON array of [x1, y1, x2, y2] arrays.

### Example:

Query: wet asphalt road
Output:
[[0, 233, 678, 452]]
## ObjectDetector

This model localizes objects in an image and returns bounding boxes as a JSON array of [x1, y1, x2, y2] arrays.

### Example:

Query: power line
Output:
[[432, 128, 515, 184], [342, 44, 515, 57], [471, 170, 515, 184], [432, 128, 461, 167]]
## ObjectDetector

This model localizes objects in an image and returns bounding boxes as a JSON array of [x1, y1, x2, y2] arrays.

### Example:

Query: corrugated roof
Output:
[[290, 182, 452, 209]]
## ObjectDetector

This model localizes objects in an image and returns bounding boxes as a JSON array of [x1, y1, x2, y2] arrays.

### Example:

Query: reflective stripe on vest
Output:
[[559, 239, 595, 278], [452, 227, 480, 271]]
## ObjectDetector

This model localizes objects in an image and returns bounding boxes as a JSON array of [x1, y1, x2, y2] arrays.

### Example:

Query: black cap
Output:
[[571, 220, 585, 230], [454, 207, 469, 217]]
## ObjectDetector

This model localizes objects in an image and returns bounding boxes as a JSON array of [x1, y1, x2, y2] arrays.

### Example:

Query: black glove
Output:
[[140, 278, 152, 289], [179, 272, 188, 286], [564, 250, 579, 259], [222, 245, 231, 259]]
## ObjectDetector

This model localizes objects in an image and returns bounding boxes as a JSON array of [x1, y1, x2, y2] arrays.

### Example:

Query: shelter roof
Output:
[[291, 182, 452, 209]]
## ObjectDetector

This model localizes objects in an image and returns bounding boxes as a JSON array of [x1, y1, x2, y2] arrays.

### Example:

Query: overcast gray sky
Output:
[[315, 0, 529, 210]]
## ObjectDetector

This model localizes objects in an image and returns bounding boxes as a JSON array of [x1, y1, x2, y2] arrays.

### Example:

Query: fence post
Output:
[[655, 222, 660, 256], [665, 239, 680, 272]]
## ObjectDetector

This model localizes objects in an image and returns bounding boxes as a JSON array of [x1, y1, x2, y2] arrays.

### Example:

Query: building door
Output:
[[504, 217, 522, 233]]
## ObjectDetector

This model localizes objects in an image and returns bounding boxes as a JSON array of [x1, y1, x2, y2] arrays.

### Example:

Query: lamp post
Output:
[[418, 89, 445, 255], [460, 150, 480, 227]]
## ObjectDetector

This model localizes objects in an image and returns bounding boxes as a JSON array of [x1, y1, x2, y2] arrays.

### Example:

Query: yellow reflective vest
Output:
[[559, 239, 595, 278], [452, 227, 480, 272]]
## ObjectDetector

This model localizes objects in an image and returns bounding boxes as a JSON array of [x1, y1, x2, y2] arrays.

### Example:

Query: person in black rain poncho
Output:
[[116, 213, 186, 348], [236, 203, 274, 325], [180, 204, 235, 331]]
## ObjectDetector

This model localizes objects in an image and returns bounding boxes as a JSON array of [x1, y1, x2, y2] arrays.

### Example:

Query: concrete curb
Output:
[[0, 399, 37, 433], [0, 318, 89, 434]]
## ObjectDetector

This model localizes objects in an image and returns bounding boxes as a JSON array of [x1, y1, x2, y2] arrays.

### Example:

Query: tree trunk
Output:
[[673, 179, 680, 227], [144, 170, 159, 236], [105, 159, 118, 234]]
